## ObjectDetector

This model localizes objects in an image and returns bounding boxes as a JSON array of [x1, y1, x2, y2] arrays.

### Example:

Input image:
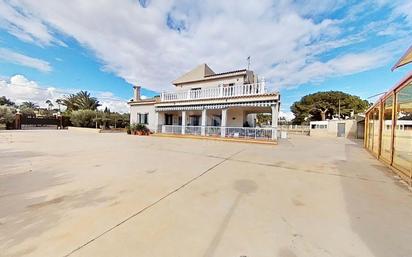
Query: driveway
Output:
[[0, 130, 411, 257]]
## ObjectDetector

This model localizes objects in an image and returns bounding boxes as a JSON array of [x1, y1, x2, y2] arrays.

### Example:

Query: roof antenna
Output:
[[247, 56, 251, 70]]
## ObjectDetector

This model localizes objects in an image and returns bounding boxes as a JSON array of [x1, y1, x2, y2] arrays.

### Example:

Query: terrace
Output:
[[160, 81, 267, 102]]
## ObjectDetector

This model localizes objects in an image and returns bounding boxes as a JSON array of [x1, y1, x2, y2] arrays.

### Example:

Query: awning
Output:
[[155, 100, 276, 111], [392, 45, 412, 71]]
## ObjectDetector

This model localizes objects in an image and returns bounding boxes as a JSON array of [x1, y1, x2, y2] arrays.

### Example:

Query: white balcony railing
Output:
[[160, 81, 267, 102]]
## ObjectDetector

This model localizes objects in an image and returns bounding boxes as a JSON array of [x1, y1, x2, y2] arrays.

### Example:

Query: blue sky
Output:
[[0, 0, 411, 115]]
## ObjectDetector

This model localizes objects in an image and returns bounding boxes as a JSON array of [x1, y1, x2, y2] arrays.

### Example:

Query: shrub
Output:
[[70, 110, 97, 128], [19, 107, 35, 117], [0, 105, 16, 125], [130, 123, 150, 135]]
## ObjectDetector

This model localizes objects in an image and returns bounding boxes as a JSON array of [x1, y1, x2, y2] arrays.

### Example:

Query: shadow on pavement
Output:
[[337, 141, 412, 257]]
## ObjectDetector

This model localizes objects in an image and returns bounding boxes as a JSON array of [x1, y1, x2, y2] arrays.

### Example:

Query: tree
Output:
[[75, 91, 100, 110], [20, 101, 39, 109], [70, 110, 98, 128], [256, 113, 271, 127], [0, 105, 15, 125], [291, 91, 370, 124], [55, 99, 62, 111], [45, 100, 54, 110], [62, 91, 100, 111], [19, 107, 36, 117], [0, 96, 15, 106]]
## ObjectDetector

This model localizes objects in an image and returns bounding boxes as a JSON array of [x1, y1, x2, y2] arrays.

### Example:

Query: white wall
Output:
[[130, 104, 156, 131], [226, 109, 245, 127], [310, 120, 357, 138], [175, 74, 246, 91]]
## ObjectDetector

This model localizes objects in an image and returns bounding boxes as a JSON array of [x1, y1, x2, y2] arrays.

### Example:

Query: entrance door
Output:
[[337, 123, 345, 137], [165, 114, 173, 125], [189, 115, 200, 126]]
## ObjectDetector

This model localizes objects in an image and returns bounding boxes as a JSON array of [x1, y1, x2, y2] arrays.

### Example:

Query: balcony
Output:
[[160, 81, 267, 102]]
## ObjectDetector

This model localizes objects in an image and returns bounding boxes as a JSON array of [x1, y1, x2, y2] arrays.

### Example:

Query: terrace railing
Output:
[[160, 81, 267, 102], [185, 126, 202, 135], [157, 125, 276, 141], [161, 125, 182, 134]]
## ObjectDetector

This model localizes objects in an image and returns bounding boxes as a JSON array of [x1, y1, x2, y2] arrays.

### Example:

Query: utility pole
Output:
[[338, 99, 341, 120]]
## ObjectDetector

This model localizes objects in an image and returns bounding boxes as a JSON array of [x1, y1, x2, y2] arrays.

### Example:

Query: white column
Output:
[[154, 111, 159, 133], [201, 109, 207, 136], [221, 108, 227, 137], [271, 103, 279, 140], [182, 110, 186, 135]]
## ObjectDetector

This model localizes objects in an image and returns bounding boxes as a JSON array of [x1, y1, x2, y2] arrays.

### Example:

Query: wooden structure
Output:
[[364, 72, 412, 184]]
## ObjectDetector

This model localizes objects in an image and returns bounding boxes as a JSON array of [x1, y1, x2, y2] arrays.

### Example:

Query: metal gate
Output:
[[337, 123, 345, 137]]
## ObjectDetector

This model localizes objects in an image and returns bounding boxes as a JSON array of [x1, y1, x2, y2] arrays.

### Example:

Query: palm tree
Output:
[[75, 91, 100, 110], [0, 96, 15, 107], [62, 91, 100, 111], [55, 99, 62, 111], [45, 100, 54, 110], [61, 94, 78, 111], [20, 101, 39, 109]]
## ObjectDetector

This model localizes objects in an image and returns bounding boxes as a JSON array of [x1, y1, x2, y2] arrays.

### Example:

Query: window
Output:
[[137, 113, 149, 124], [189, 115, 200, 126], [190, 88, 202, 99], [367, 111, 374, 151], [165, 114, 173, 125], [393, 82, 412, 174], [372, 106, 381, 156], [311, 124, 327, 129], [366, 106, 381, 155], [212, 115, 221, 126], [380, 95, 393, 163]]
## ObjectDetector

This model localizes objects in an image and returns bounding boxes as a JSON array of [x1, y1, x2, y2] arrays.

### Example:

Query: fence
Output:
[[278, 125, 310, 136], [13, 115, 71, 129], [157, 125, 275, 141]]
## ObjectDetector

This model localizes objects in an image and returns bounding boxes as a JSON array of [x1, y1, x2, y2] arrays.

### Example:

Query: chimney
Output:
[[133, 85, 141, 101]]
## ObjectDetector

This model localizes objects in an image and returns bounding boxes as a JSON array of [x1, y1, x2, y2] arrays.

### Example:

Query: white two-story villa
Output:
[[128, 64, 280, 141]]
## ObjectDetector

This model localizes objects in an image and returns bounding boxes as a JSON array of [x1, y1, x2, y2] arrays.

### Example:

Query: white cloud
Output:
[[279, 111, 295, 121], [0, 48, 52, 72], [97, 100, 129, 114], [0, 74, 129, 113], [391, 1, 412, 26], [0, 1, 63, 46], [0, 74, 61, 105], [96, 91, 130, 113], [0, 0, 344, 92], [267, 39, 407, 88], [0, 0, 410, 93]]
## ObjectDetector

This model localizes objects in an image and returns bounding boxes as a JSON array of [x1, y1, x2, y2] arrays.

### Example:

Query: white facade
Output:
[[128, 64, 280, 141], [310, 120, 357, 138], [129, 102, 157, 130]]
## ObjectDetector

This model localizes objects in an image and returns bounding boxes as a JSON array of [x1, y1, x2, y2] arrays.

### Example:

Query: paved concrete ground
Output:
[[0, 130, 411, 257]]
